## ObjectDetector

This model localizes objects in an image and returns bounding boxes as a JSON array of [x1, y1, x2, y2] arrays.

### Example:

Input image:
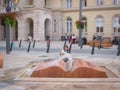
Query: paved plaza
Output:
[[0, 41, 120, 90]]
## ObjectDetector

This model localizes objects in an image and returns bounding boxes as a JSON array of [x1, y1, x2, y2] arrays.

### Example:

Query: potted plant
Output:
[[0, 53, 3, 68], [4, 16, 16, 28], [75, 20, 84, 29]]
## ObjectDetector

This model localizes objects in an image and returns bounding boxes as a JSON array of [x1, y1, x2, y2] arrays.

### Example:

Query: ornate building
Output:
[[0, 0, 120, 41]]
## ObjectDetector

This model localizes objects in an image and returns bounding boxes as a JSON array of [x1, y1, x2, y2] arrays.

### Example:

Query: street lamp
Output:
[[5, 0, 19, 54], [78, 0, 83, 46], [5, 0, 12, 54]]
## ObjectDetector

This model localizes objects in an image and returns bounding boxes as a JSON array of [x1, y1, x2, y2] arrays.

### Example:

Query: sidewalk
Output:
[[0, 41, 120, 90]]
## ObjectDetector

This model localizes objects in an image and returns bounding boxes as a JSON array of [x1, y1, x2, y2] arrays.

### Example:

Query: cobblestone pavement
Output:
[[0, 41, 120, 90]]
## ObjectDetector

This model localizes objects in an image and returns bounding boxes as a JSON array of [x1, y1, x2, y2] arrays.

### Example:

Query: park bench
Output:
[[88, 37, 113, 48]]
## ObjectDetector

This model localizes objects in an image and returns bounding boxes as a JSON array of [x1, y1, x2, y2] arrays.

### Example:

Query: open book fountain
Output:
[[31, 59, 108, 78]]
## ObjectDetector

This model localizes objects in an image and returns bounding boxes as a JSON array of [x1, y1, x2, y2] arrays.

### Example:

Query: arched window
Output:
[[96, 0, 103, 6], [82, 17, 87, 32], [113, 0, 120, 5], [66, 18, 72, 33], [113, 16, 120, 34], [96, 17, 104, 34], [66, 0, 72, 8]]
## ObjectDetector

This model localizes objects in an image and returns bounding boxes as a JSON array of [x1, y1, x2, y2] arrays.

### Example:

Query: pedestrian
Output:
[[27, 34, 32, 41], [65, 35, 67, 41], [60, 45, 69, 55], [82, 36, 87, 45], [72, 34, 76, 43], [46, 35, 50, 40], [59, 45, 73, 71], [92, 35, 96, 40], [68, 35, 72, 43]]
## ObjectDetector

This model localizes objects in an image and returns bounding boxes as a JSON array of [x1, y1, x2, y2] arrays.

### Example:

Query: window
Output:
[[44, 0, 52, 8], [26, 0, 33, 5], [0, 0, 1, 5], [113, 0, 120, 5], [53, 19, 56, 32], [82, 0, 87, 7], [29, 0, 33, 5], [66, 18, 72, 33], [113, 16, 120, 34], [96, 17, 104, 34], [3, 0, 14, 8], [82, 17, 87, 32], [96, 0, 103, 6], [66, 0, 72, 8]]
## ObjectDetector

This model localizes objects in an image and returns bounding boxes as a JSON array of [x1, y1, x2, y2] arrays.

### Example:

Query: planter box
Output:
[[0, 53, 3, 68]]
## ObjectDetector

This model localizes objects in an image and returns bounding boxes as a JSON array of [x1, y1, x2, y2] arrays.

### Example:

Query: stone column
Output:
[[33, 10, 45, 41], [53, 12, 63, 40], [17, 16, 25, 41]]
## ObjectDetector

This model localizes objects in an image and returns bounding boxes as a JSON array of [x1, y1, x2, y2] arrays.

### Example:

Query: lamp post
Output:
[[78, 0, 83, 46], [5, 0, 12, 54]]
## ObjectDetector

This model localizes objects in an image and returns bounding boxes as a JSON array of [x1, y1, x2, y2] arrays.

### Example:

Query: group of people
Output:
[[65, 34, 76, 43], [65, 34, 87, 45]]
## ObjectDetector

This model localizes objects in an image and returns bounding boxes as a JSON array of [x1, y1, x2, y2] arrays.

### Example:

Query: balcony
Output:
[[0, 4, 19, 14]]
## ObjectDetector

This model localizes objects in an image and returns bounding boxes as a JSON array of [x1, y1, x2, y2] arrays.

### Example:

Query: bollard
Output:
[[117, 47, 120, 56], [91, 41, 95, 55], [80, 39, 84, 49], [69, 42, 72, 53], [32, 40, 36, 48], [63, 40, 66, 50], [117, 40, 120, 56], [27, 41, 31, 52], [10, 41, 13, 51], [46, 40, 51, 53], [98, 40, 102, 49], [19, 40, 22, 48]]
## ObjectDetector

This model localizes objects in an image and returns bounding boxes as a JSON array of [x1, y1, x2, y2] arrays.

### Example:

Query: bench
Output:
[[88, 37, 113, 48]]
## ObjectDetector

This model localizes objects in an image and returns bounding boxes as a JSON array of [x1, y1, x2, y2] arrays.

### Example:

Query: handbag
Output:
[[63, 57, 69, 62]]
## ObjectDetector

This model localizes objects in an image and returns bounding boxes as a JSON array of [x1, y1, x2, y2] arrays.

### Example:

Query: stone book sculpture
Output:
[[31, 59, 108, 78]]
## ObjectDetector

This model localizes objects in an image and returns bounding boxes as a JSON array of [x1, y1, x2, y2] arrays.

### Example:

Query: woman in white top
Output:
[[59, 45, 73, 71], [72, 34, 76, 43]]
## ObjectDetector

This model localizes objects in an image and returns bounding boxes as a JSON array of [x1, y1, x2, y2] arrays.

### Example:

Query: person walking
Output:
[[72, 34, 76, 43]]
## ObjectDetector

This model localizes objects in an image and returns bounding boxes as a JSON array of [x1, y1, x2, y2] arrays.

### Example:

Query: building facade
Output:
[[0, 0, 120, 41]]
